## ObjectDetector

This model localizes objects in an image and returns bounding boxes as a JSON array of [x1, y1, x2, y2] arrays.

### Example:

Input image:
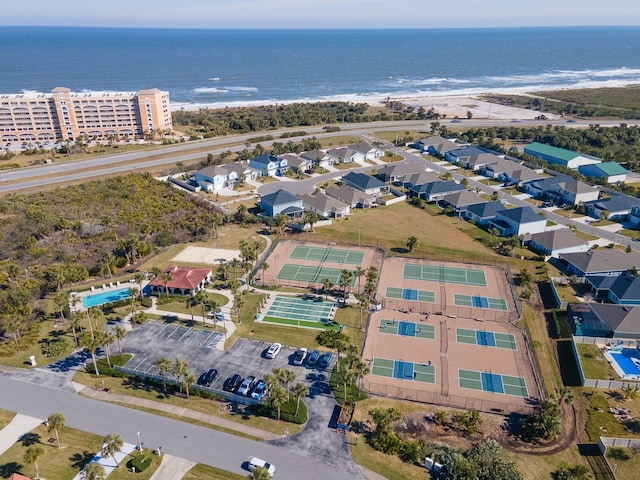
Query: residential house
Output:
[[194, 165, 238, 192], [149, 265, 212, 296], [439, 190, 486, 215], [325, 184, 377, 208], [559, 250, 640, 277], [583, 193, 639, 221], [629, 205, 640, 226], [327, 147, 364, 164], [401, 171, 440, 188], [464, 152, 503, 171], [606, 273, 640, 305], [249, 154, 289, 177], [301, 149, 335, 169], [568, 302, 640, 339], [224, 161, 259, 181], [302, 193, 351, 218], [413, 135, 460, 155], [522, 174, 599, 205], [258, 189, 303, 218], [502, 167, 546, 187], [444, 146, 486, 165], [490, 207, 546, 236], [341, 172, 389, 196], [480, 158, 521, 179], [523, 228, 589, 256], [524, 142, 602, 169], [463, 200, 505, 225], [408, 180, 467, 202], [579, 162, 628, 184], [350, 142, 384, 160], [283, 154, 312, 174], [376, 163, 425, 183]]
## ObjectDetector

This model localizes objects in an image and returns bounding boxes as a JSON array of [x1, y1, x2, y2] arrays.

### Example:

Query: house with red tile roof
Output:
[[149, 265, 212, 296], [9, 474, 31, 480]]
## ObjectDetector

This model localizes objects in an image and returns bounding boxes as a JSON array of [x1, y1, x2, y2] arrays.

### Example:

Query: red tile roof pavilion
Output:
[[149, 265, 212, 295]]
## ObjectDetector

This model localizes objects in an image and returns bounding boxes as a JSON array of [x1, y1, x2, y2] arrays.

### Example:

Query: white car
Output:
[[292, 347, 308, 366], [265, 342, 282, 359], [248, 457, 276, 477]]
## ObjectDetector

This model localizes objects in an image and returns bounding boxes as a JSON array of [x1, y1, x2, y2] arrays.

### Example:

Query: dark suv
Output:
[[223, 373, 242, 392]]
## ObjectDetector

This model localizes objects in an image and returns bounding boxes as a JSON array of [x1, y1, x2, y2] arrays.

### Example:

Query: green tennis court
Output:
[[277, 263, 356, 285], [378, 319, 435, 339], [454, 294, 508, 311], [456, 328, 517, 350], [371, 357, 435, 383], [403, 263, 487, 286], [289, 245, 365, 265], [385, 286, 436, 302], [262, 295, 339, 330], [458, 369, 528, 397]]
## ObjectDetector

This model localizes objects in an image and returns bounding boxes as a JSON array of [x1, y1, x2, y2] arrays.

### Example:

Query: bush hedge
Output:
[[129, 453, 153, 472], [249, 396, 308, 424]]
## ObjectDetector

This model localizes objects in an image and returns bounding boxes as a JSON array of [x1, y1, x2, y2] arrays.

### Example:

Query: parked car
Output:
[[197, 368, 218, 387], [223, 373, 242, 392], [265, 342, 282, 359], [292, 347, 308, 366], [237, 376, 256, 396], [251, 380, 268, 400], [248, 457, 276, 477], [307, 350, 321, 365], [319, 352, 333, 368]]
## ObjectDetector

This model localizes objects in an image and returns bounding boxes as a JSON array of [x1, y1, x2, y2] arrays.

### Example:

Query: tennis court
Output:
[[378, 319, 435, 339], [458, 369, 529, 397], [262, 295, 338, 329], [454, 294, 507, 311], [277, 263, 356, 285], [385, 286, 436, 302], [290, 245, 365, 265], [456, 328, 517, 350], [371, 357, 435, 383], [403, 263, 487, 286]]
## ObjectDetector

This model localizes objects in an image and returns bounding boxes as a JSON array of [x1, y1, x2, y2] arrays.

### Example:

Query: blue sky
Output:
[[3, 0, 640, 29]]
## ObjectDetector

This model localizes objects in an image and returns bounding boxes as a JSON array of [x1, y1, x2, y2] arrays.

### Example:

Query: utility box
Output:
[[29, 355, 36, 366], [424, 457, 442, 473]]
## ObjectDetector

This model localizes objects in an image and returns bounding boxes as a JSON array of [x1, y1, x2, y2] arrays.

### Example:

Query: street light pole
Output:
[[136, 431, 143, 453]]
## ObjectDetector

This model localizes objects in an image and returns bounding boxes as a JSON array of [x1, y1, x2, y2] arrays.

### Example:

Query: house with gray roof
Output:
[[283, 154, 312, 174], [327, 147, 364, 164], [249, 154, 289, 177], [444, 146, 486, 165], [586, 272, 640, 305], [300, 150, 335, 169], [439, 190, 486, 215], [224, 161, 260, 181], [568, 302, 640, 338], [325, 184, 377, 208], [522, 174, 599, 206], [302, 193, 350, 218], [341, 172, 389, 196], [464, 152, 503, 171], [583, 192, 639, 221], [463, 200, 504, 225], [502, 167, 546, 187], [376, 163, 425, 183], [560, 250, 640, 277], [349, 142, 383, 160], [194, 165, 238, 192], [401, 171, 440, 188], [523, 228, 589, 256], [259, 189, 303, 218], [413, 136, 460, 155], [490, 206, 546, 236], [408, 180, 467, 202]]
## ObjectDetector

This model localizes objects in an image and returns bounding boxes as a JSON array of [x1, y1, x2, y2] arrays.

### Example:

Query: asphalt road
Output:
[[0, 375, 358, 480]]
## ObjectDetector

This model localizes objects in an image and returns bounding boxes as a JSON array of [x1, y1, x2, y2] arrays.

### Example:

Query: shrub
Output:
[[140, 297, 152, 308], [129, 453, 153, 472], [41, 337, 73, 358]]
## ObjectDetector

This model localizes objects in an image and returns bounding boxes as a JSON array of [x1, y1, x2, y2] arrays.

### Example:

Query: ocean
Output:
[[1, 26, 640, 110]]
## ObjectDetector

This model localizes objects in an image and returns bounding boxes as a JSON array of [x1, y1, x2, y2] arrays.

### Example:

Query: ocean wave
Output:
[[193, 86, 258, 94], [208, 77, 221, 81]]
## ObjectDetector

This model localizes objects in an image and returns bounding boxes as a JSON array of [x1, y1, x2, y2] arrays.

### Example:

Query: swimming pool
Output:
[[606, 348, 640, 380], [81, 287, 131, 308]]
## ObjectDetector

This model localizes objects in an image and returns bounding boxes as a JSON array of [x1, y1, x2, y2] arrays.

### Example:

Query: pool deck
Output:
[[70, 279, 148, 311]]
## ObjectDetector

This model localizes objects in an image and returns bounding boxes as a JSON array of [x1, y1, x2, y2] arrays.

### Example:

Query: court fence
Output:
[[360, 377, 537, 416]]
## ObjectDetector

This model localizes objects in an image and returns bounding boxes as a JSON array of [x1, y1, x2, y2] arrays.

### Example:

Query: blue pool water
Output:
[[82, 288, 131, 308], [609, 349, 640, 377]]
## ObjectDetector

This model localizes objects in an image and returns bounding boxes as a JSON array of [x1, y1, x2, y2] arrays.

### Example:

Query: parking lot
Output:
[[120, 320, 333, 397]]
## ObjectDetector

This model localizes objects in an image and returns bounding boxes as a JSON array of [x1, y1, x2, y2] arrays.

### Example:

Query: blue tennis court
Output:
[[458, 369, 528, 397], [371, 357, 436, 383], [456, 328, 517, 350], [454, 294, 508, 311], [378, 319, 436, 339], [385, 286, 436, 302]]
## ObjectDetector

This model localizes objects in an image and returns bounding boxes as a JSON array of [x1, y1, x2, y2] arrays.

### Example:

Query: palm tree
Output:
[[339, 269, 353, 301], [185, 295, 198, 323], [134, 272, 145, 299], [24, 445, 46, 479], [80, 331, 103, 375], [182, 372, 197, 400], [114, 325, 127, 355], [69, 311, 82, 347], [51, 289, 69, 323], [154, 356, 172, 394], [284, 370, 296, 402], [83, 462, 107, 480], [249, 466, 271, 480], [128, 287, 139, 317], [150, 265, 162, 284], [101, 330, 115, 368], [173, 358, 189, 392], [293, 382, 309, 416], [270, 386, 289, 421], [354, 267, 365, 295], [260, 262, 269, 286], [343, 368, 357, 403], [322, 278, 334, 300], [406, 235, 418, 252], [160, 271, 173, 297], [353, 360, 370, 391], [101, 433, 124, 468], [272, 367, 286, 387], [47, 412, 66, 448], [193, 290, 208, 326], [263, 373, 278, 393]]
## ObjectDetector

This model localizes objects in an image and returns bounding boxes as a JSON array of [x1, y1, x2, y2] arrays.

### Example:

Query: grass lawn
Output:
[[606, 447, 640, 480], [589, 219, 616, 227], [576, 344, 619, 380], [107, 450, 162, 480], [552, 281, 580, 303], [0, 423, 104, 480], [584, 389, 636, 441], [620, 229, 640, 240], [154, 293, 229, 316], [318, 135, 362, 148], [183, 463, 245, 480], [573, 230, 599, 241], [0, 409, 16, 430]]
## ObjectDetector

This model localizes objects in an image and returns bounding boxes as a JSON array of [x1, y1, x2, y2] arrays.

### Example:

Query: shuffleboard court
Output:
[[385, 286, 436, 302], [456, 328, 517, 350], [454, 294, 507, 311], [378, 319, 435, 339], [289, 245, 365, 265], [372, 357, 435, 383], [277, 263, 356, 285], [262, 295, 339, 330], [458, 369, 528, 397], [403, 263, 487, 286]]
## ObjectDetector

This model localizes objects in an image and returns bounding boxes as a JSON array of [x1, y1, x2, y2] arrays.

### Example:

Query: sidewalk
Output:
[[76, 384, 282, 441], [149, 454, 196, 480], [0, 413, 43, 456]]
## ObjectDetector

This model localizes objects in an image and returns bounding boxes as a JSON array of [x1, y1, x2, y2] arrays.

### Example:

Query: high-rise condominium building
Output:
[[0, 87, 172, 143]]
